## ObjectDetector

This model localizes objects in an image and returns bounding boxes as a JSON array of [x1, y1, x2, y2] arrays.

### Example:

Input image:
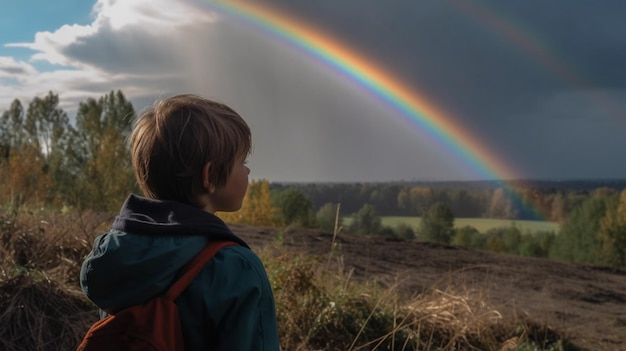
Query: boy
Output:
[[80, 94, 280, 350]]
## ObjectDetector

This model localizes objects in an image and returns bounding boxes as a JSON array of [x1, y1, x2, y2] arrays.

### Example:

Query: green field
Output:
[[344, 216, 560, 233]]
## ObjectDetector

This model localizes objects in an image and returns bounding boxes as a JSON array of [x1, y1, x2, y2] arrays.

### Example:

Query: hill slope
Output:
[[232, 224, 626, 351]]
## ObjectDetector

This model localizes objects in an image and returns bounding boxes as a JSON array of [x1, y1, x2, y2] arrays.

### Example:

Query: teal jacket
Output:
[[80, 195, 280, 351]]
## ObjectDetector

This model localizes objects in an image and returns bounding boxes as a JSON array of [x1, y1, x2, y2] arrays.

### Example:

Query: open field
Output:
[[345, 216, 561, 233], [236, 224, 626, 351], [3, 211, 623, 350]]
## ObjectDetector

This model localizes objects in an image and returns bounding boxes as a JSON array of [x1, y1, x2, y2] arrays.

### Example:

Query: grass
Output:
[[0, 207, 577, 351], [261, 245, 578, 351], [345, 216, 560, 234]]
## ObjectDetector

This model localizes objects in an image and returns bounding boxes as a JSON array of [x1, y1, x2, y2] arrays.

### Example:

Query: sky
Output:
[[1, 0, 625, 183]]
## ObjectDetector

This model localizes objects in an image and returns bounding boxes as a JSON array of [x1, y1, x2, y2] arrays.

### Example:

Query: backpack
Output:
[[76, 240, 238, 351]]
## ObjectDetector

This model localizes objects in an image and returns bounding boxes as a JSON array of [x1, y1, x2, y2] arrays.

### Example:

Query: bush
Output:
[[349, 204, 382, 235], [393, 222, 416, 240], [273, 187, 316, 228], [316, 202, 342, 232], [452, 225, 479, 247], [419, 202, 454, 244]]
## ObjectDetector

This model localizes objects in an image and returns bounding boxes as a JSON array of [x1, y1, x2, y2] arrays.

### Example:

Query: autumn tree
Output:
[[409, 186, 434, 215], [396, 188, 410, 215], [0, 99, 26, 203], [73, 90, 136, 210], [24, 92, 75, 203], [218, 179, 282, 227], [1, 144, 51, 206], [488, 188, 516, 219], [550, 192, 568, 222], [0, 93, 70, 205], [24, 92, 69, 157], [0, 99, 26, 158]]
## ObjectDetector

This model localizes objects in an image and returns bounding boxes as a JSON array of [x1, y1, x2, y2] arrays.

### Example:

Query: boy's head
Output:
[[130, 94, 251, 208]]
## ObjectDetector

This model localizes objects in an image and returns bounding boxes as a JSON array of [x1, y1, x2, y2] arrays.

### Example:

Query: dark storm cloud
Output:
[[244, 0, 626, 119], [477, 1, 626, 89], [224, 0, 626, 180], [7, 0, 624, 181]]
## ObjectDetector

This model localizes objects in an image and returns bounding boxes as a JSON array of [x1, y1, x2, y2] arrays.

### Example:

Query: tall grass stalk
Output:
[[326, 203, 342, 270]]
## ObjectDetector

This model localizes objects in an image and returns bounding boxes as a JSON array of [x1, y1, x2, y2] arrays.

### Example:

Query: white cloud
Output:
[[0, 66, 108, 111], [7, 24, 98, 67], [92, 0, 217, 30], [1, 0, 221, 112]]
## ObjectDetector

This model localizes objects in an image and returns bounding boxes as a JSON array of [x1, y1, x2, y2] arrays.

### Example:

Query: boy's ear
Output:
[[202, 162, 215, 193]]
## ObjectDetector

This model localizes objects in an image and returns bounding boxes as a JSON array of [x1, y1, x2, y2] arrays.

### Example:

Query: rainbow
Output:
[[203, 0, 548, 218]]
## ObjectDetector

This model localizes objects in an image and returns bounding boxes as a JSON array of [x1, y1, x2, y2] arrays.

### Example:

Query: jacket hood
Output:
[[80, 194, 248, 310], [112, 195, 249, 245]]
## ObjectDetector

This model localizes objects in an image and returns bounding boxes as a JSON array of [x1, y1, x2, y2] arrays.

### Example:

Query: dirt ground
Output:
[[231, 224, 626, 351]]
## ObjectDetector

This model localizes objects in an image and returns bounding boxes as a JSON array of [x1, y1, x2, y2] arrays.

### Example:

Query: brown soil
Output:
[[232, 224, 626, 351]]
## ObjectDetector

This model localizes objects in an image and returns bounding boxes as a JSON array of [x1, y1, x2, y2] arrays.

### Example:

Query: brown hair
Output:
[[130, 94, 251, 205]]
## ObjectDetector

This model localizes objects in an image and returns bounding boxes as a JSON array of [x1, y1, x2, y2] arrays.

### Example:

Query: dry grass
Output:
[[0, 207, 575, 351], [261, 244, 575, 351], [400, 286, 507, 350], [0, 208, 108, 351], [1, 209, 111, 284], [0, 274, 97, 351]]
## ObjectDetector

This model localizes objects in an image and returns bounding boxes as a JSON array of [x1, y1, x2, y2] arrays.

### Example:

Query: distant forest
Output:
[[273, 180, 626, 221]]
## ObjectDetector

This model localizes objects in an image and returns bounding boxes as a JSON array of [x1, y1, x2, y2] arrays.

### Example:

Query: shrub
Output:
[[393, 222, 416, 240], [273, 187, 316, 228], [349, 204, 382, 235], [316, 202, 342, 232], [419, 202, 454, 244], [452, 225, 479, 247]]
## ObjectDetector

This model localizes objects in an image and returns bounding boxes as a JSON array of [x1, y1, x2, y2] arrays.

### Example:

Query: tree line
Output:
[[3, 90, 622, 222], [2, 91, 625, 269], [219, 179, 626, 269], [273, 181, 625, 222], [0, 91, 136, 212], [266, 186, 626, 269]]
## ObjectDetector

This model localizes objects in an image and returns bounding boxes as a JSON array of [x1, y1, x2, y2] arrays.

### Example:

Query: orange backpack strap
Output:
[[164, 241, 239, 301]]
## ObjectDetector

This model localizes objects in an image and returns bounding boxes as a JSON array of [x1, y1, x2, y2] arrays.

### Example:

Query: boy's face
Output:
[[208, 155, 250, 212]]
